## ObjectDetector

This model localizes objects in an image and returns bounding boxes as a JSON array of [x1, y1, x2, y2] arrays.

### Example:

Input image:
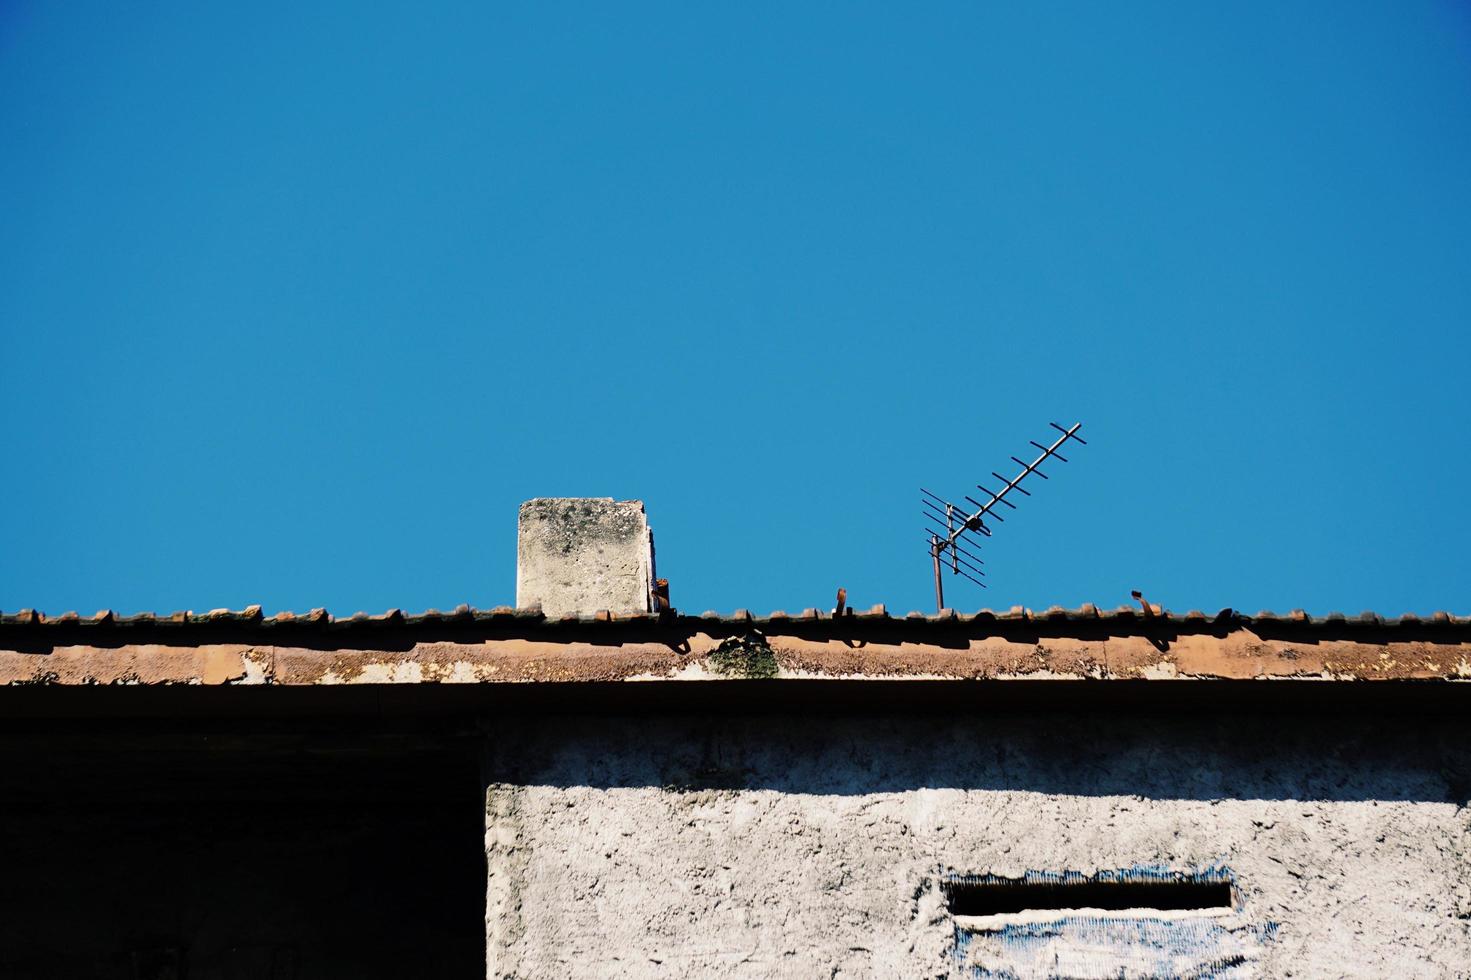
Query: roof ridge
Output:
[[2, 605, 1467, 628]]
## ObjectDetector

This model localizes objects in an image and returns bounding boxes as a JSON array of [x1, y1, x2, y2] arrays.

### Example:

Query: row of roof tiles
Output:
[[0, 604, 1467, 629]]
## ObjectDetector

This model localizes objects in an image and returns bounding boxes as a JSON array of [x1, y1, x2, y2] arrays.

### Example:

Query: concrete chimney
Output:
[[515, 498, 655, 617]]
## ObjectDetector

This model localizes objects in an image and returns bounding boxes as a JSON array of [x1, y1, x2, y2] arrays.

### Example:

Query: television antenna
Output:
[[921, 421, 1086, 611]]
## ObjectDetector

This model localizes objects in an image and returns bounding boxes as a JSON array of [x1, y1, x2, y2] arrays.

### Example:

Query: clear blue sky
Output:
[[3, 2, 1469, 618]]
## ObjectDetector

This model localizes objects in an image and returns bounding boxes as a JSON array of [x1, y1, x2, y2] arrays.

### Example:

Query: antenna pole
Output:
[[931, 535, 945, 611]]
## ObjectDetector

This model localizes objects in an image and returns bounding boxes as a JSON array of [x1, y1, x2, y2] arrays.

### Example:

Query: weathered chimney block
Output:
[[516, 498, 654, 617]]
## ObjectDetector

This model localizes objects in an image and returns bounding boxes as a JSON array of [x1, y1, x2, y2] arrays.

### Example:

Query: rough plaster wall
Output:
[[484, 713, 1470, 979]]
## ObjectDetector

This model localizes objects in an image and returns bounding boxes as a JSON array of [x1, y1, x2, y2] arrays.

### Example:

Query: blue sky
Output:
[[3, 2, 1469, 618]]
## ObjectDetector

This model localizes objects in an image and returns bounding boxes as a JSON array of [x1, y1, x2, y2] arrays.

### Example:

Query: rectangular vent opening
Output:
[[944, 873, 1232, 916]]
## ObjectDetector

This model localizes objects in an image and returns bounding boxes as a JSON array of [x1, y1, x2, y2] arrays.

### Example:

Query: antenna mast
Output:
[[921, 421, 1086, 611]]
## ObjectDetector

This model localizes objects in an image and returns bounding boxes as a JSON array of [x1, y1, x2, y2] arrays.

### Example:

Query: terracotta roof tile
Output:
[[3, 603, 1469, 688], [2, 604, 1468, 635]]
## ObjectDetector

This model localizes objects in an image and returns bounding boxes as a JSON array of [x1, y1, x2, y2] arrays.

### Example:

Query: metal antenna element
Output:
[[921, 421, 1086, 611]]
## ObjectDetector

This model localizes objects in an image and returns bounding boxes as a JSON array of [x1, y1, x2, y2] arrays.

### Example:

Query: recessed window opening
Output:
[[944, 873, 1233, 917]]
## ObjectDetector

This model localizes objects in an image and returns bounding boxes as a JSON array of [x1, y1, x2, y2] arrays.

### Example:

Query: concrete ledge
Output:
[[0, 623, 1467, 687]]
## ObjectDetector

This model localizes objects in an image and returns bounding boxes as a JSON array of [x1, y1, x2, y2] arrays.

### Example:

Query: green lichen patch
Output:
[[707, 632, 779, 679]]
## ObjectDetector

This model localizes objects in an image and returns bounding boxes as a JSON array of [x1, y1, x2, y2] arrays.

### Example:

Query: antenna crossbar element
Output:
[[921, 421, 1086, 611]]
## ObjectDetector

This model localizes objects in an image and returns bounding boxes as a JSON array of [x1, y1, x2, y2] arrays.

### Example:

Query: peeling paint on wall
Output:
[[948, 868, 1278, 980], [955, 915, 1278, 979]]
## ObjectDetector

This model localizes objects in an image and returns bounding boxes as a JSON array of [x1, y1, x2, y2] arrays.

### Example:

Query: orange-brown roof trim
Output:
[[1, 603, 1468, 687]]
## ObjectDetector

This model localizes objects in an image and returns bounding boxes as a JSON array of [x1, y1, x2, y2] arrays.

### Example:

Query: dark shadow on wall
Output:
[[483, 711, 1471, 805], [0, 683, 1464, 806], [0, 733, 486, 980]]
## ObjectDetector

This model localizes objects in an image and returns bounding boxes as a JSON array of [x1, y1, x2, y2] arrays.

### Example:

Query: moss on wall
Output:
[[707, 633, 778, 679]]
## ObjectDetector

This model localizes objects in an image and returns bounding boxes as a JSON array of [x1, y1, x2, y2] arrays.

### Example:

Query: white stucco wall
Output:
[[485, 712, 1470, 979]]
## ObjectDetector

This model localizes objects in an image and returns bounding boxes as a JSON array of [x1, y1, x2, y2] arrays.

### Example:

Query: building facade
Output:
[[1, 501, 1466, 978]]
